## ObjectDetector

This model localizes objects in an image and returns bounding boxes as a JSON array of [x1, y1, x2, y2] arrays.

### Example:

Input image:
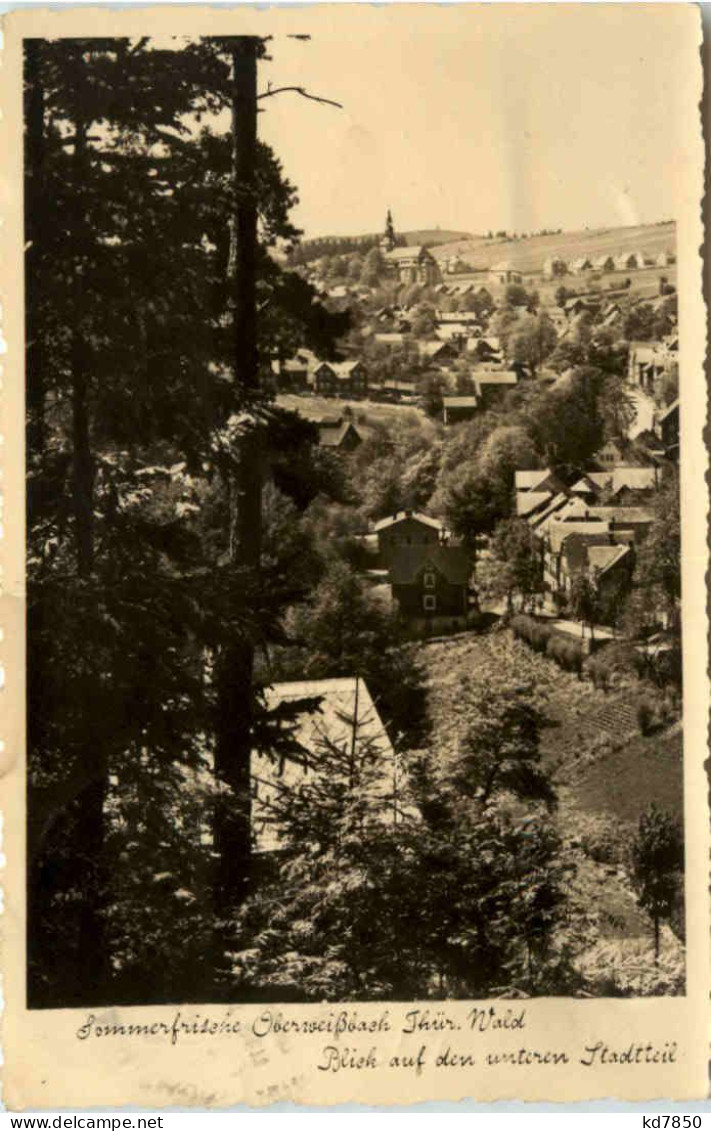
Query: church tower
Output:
[[380, 209, 396, 253]]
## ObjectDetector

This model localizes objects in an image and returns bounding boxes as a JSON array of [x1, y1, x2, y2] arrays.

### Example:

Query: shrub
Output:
[[637, 700, 655, 736], [511, 614, 552, 654], [587, 653, 613, 691]]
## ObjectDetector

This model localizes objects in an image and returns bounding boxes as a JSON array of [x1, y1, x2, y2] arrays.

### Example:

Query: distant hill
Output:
[[429, 221, 676, 276], [400, 229, 473, 247]]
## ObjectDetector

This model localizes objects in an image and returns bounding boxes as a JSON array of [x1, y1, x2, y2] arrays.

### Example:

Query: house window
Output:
[[424, 571, 436, 589], [423, 595, 436, 612]]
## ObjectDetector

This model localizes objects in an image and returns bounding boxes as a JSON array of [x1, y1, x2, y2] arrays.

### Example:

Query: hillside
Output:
[[430, 220, 676, 276], [400, 228, 473, 247]]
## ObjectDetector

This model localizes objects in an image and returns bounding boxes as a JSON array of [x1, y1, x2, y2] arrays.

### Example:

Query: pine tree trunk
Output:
[[213, 38, 261, 942], [69, 89, 108, 996], [24, 39, 47, 459]]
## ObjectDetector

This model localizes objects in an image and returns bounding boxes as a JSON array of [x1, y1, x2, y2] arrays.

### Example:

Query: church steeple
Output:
[[380, 208, 396, 252]]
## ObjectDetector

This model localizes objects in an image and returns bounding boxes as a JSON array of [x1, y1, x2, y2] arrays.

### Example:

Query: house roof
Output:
[[388, 544, 471, 585], [548, 520, 611, 554], [436, 324, 469, 340], [443, 395, 479, 409], [611, 467, 658, 492], [374, 332, 406, 346], [515, 468, 555, 492], [587, 542, 633, 575], [252, 677, 394, 853], [570, 474, 604, 495], [656, 398, 679, 423], [318, 422, 363, 448], [372, 510, 444, 534], [529, 491, 570, 530], [331, 360, 364, 378], [516, 491, 552, 517], [475, 370, 518, 388], [419, 340, 454, 359], [554, 496, 597, 522], [385, 245, 427, 261], [588, 506, 655, 525]]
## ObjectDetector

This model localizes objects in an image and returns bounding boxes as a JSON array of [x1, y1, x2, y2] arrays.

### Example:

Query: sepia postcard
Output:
[[0, 1, 707, 1108]]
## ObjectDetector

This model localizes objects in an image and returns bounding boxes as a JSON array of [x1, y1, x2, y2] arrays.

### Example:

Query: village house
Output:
[[435, 323, 470, 347], [372, 509, 445, 567], [251, 678, 395, 853], [614, 252, 642, 271], [442, 395, 479, 426], [373, 332, 407, 349], [370, 377, 418, 402], [654, 399, 680, 456], [474, 369, 519, 404], [312, 360, 368, 398], [418, 340, 459, 367], [586, 505, 656, 543], [384, 245, 440, 286], [569, 256, 593, 276], [527, 491, 570, 534], [558, 533, 635, 612], [628, 341, 678, 396], [516, 490, 555, 520], [317, 417, 365, 452], [542, 518, 611, 595], [467, 336, 502, 364], [489, 261, 523, 286], [564, 295, 595, 319], [593, 437, 639, 469], [542, 256, 567, 278], [388, 544, 471, 622], [515, 468, 566, 496], [271, 356, 310, 393], [435, 310, 480, 325]]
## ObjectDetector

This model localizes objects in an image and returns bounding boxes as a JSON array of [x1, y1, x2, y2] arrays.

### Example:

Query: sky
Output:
[[251, 4, 697, 241]]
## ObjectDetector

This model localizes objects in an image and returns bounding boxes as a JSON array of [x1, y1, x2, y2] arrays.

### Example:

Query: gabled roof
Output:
[[570, 474, 604, 495], [372, 510, 444, 534], [554, 496, 597, 522], [611, 467, 658, 492], [515, 468, 555, 492], [419, 340, 455, 359], [388, 544, 471, 585], [587, 542, 633, 575], [318, 421, 363, 448], [331, 360, 365, 378]]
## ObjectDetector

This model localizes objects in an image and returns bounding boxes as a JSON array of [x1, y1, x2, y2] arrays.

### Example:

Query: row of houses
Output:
[[514, 463, 661, 616], [542, 250, 674, 279]]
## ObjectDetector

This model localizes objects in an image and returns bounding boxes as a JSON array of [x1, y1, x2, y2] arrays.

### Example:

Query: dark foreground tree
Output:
[[630, 804, 684, 962], [232, 704, 574, 1000]]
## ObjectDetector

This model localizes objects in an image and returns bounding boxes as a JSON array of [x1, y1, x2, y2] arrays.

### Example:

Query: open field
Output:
[[276, 392, 434, 431], [430, 220, 676, 277], [416, 626, 683, 946]]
